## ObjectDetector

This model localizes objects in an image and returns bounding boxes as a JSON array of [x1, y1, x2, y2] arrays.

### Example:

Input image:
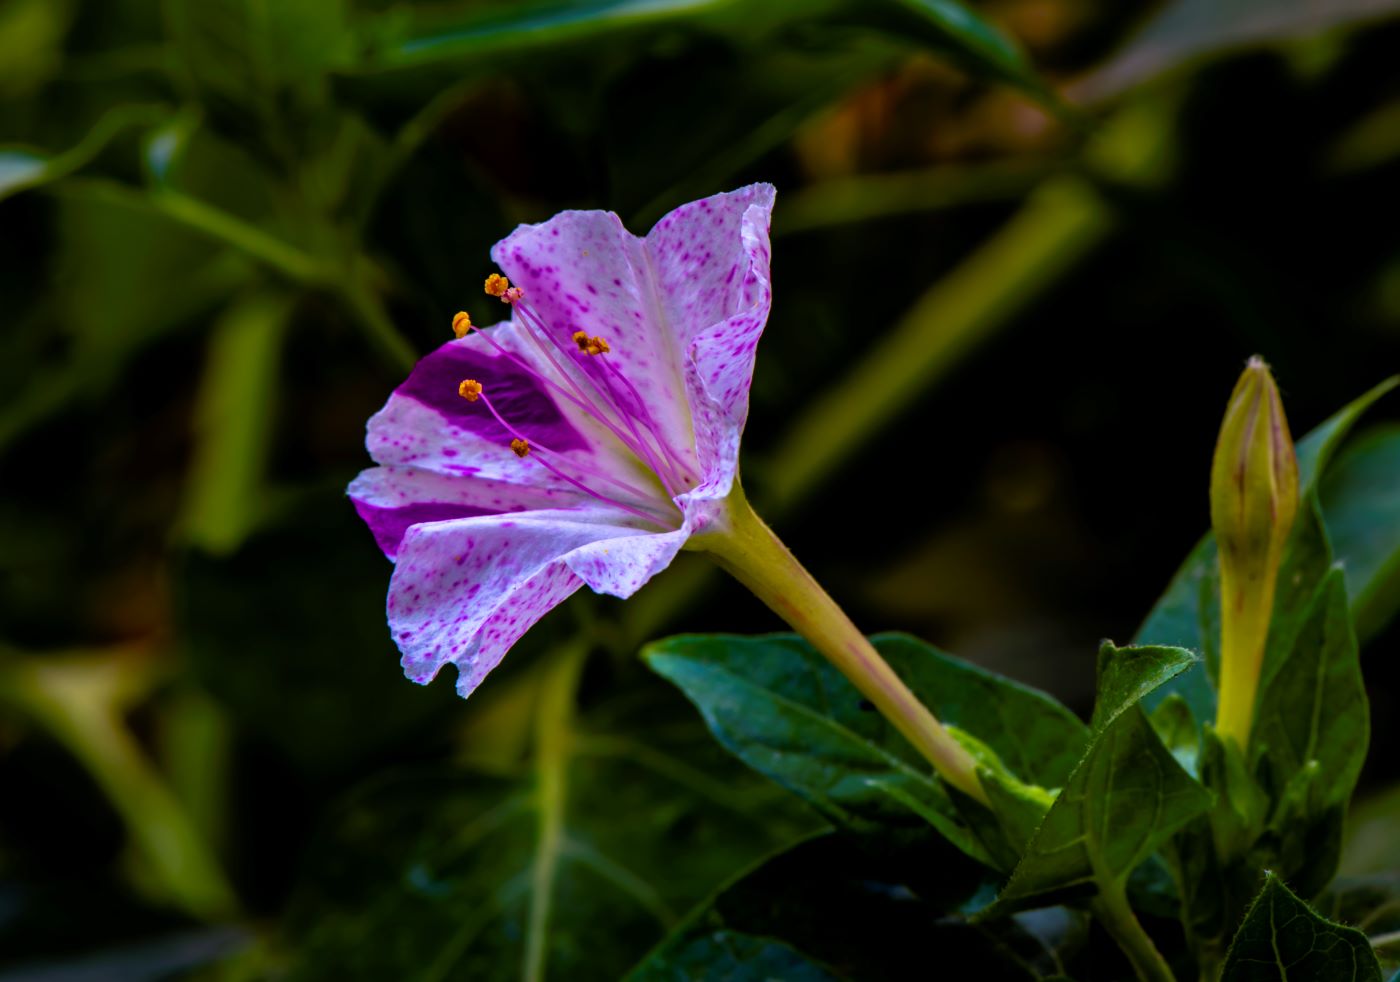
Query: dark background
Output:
[[2, 0, 1398, 978]]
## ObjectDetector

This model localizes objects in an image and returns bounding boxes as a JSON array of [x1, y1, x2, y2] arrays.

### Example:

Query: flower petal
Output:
[[349, 464, 577, 559], [492, 208, 703, 485], [649, 186, 775, 495], [389, 511, 688, 698]]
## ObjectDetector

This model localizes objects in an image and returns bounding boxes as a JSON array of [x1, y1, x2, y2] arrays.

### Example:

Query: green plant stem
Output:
[[0, 655, 237, 920], [522, 645, 586, 982], [694, 486, 987, 804], [1090, 884, 1177, 982]]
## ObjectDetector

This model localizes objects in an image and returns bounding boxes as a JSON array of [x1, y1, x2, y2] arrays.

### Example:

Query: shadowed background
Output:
[[2, 0, 1400, 978]]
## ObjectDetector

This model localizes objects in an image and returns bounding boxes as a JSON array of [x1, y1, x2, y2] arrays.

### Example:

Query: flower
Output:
[[349, 184, 775, 698]]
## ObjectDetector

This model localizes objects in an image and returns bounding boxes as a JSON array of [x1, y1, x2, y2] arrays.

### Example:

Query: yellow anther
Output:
[[585, 335, 611, 356], [452, 311, 472, 338], [572, 331, 590, 351], [458, 379, 483, 402], [510, 437, 531, 458], [484, 273, 510, 297]]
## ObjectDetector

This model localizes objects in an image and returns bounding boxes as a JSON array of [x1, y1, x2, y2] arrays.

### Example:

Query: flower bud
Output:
[[1211, 357, 1299, 749]]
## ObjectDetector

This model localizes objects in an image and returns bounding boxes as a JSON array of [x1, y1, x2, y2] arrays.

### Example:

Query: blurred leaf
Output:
[[0, 650, 237, 920], [1221, 873, 1382, 982], [1321, 425, 1400, 640], [1344, 783, 1400, 877], [0, 0, 72, 98], [989, 644, 1210, 912], [278, 650, 810, 982], [354, 0, 1052, 104], [627, 832, 1077, 981], [164, 0, 351, 151], [180, 292, 291, 554], [645, 633, 1087, 866], [628, 929, 841, 982], [0, 104, 167, 203], [1075, 0, 1400, 104]]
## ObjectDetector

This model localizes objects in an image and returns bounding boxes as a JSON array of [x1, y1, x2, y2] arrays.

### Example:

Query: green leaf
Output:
[[354, 0, 1053, 104], [277, 651, 811, 981], [644, 633, 1088, 866], [992, 706, 1212, 911], [1321, 424, 1400, 640], [628, 930, 841, 982], [991, 642, 1207, 911], [1251, 569, 1367, 897], [1091, 642, 1198, 731], [626, 832, 1075, 982], [1221, 873, 1382, 982]]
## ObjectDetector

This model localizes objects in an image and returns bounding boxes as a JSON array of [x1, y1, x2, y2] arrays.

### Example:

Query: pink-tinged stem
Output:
[[694, 487, 987, 805]]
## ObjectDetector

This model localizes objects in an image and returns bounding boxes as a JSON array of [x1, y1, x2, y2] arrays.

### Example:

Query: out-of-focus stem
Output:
[[0, 654, 237, 920], [695, 487, 987, 805]]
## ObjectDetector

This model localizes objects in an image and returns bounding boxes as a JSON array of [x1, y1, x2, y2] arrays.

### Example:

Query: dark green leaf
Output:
[[628, 930, 841, 982], [1251, 569, 1367, 896], [1221, 873, 1382, 982], [1321, 424, 1400, 640], [278, 657, 810, 981], [644, 633, 1088, 866], [993, 654, 1211, 912], [1091, 642, 1197, 731], [626, 832, 1077, 982], [353, 0, 1053, 104]]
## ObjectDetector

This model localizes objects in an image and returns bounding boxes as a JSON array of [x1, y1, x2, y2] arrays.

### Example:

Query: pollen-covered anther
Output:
[[510, 437, 531, 458], [452, 311, 472, 338], [584, 335, 610, 356], [458, 379, 483, 402], [572, 330, 590, 351], [484, 273, 510, 297]]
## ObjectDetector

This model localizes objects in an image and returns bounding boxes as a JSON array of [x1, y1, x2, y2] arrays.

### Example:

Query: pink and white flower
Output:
[[349, 184, 775, 698]]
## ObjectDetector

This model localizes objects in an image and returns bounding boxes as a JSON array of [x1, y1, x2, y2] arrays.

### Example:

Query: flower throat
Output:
[[450, 274, 691, 526]]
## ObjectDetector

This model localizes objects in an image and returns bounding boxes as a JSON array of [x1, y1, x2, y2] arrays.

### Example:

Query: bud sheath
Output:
[[1211, 357, 1299, 749]]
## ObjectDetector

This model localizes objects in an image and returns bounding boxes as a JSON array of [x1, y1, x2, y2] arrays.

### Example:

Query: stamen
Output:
[[458, 378, 483, 402], [471, 386, 675, 522], [484, 273, 510, 298], [452, 311, 472, 338], [573, 331, 590, 351], [503, 286, 524, 304], [585, 335, 610, 356]]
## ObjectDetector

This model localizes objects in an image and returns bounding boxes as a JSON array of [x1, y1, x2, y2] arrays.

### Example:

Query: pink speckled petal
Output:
[[647, 185, 774, 498], [389, 510, 688, 698], [492, 211, 702, 487], [349, 465, 582, 559]]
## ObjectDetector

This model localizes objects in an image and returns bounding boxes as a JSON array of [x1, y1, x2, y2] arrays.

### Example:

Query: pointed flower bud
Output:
[[1211, 356, 1299, 749]]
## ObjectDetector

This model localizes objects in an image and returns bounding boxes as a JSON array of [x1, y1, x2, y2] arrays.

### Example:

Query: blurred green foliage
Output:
[[4, 0, 1400, 978]]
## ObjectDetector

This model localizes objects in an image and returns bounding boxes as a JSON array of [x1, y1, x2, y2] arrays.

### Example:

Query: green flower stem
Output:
[[695, 486, 987, 805], [1089, 884, 1177, 982]]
